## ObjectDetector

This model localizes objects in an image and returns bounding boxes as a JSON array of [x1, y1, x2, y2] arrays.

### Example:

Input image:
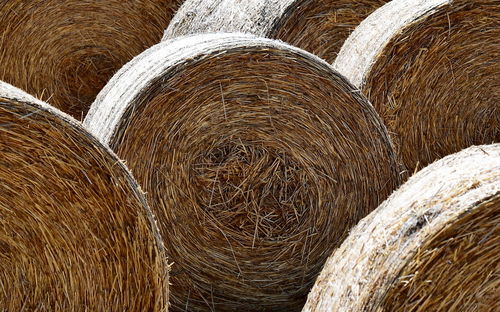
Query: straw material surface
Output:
[[85, 33, 401, 311], [0, 0, 183, 120], [303, 144, 499, 312], [0, 82, 168, 311], [164, 0, 387, 63], [334, 0, 499, 171]]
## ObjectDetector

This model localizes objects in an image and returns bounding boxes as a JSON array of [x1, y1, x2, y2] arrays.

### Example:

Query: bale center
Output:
[[193, 138, 313, 241]]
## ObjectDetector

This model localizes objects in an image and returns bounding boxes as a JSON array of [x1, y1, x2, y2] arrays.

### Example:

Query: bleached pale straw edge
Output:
[[333, 0, 450, 87], [163, 0, 294, 40], [84, 32, 364, 145], [302, 143, 499, 311]]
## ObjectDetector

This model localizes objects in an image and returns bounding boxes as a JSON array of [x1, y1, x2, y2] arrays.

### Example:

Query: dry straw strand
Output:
[[303, 144, 500, 312], [0, 81, 168, 311], [85, 33, 401, 311], [0, 0, 184, 120], [163, 0, 388, 63], [334, 0, 500, 171]]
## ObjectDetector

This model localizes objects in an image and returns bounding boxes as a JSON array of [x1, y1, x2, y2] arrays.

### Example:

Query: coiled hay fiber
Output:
[[303, 144, 500, 312], [334, 0, 500, 172], [84, 33, 402, 311], [0, 0, 184, 120], [0, 82, 168, 311], [164, 0, 388, 63]]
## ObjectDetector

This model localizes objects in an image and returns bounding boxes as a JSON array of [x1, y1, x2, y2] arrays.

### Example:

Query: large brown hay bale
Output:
[[0, 82, 168, 311], [334, 0, 500, 172], [164, 0, 388, 63], [303, 144, 499, 312], [84, 33, 402, 311], [0, 0, 184, 120]]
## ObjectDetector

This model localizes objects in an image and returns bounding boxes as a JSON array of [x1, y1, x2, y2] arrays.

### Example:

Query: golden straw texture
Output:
[[164, 0, 387, 63], [303, 144, 499, 312], [0, 0, 183, 120], [0, 82, 168, 311], [85, 33, 401, 311], [334, 0, 499, 172]]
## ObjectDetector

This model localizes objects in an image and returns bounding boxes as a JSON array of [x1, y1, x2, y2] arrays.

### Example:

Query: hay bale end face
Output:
[[0, 0, 184, 120], [0, 82, 168, 311], [303, 144, 500, 312], [164, 0, 388, 63], [85, 33, 401, 311], [334, 0, 500, 171]]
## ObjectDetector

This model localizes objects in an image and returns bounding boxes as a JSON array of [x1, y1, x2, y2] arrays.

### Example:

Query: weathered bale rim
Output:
[[334, 0, 500, 171], [303, 144, 500, 312], [0, 82, 168, 311], [0, 0, 183, 119], [84, 33, 401, 311], [164, 0, 388, 63]]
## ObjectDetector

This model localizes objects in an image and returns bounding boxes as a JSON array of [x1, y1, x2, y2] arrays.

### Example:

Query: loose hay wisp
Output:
[[334, 0, 500, 171], [303, 144, 499, 312], [0, 0, 183, 119], [164, 0, 387, 63], [84, 33, 402, 311], [0, 82, 168, 311]]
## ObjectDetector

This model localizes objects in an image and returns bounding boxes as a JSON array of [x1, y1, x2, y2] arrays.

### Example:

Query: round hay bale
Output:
[[163, 0, 388, 63], [334, 0, 500, 172], [0, 82, 168, 311], [303, 144, 500, 312], [0, 0, 184, 120], [84, 33, 402, 311]]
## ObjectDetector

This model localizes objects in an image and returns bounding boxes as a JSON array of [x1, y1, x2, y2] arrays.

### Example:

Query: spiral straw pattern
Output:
[[85, 33, 401, 311]]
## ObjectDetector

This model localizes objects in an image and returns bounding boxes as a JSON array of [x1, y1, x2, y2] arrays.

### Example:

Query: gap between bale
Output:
[[303, 144, 499, 312], [164, 0, 388, 63], [0, 82, 168, 311], [334, 0, 500, 172], [0, 0, 184, 120], [84, 33, 402, 311]]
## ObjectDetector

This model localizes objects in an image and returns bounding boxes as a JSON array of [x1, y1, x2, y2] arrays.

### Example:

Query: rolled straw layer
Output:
[[84, 33, 401, 311], [334, 0, 500, 171], [164, 0, 387, 63], [0, 0, 183, 119], [0, 82, 168, 311], [303, 144, 499, 312]]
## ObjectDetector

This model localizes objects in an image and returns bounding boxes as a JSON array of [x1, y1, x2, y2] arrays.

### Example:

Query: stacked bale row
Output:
[[164, 0, 388, 63], [0, 0, 498, 311], [168, 0, 499, 173]]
